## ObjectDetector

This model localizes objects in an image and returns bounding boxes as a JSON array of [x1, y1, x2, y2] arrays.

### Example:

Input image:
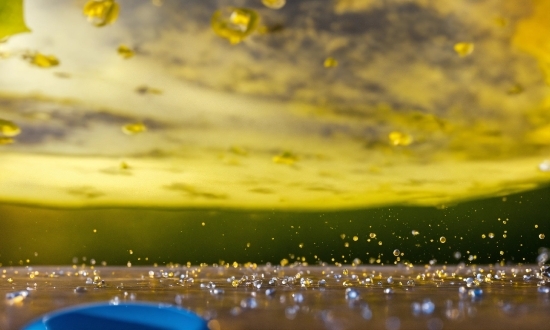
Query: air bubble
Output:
[[345, 288, 360, 300], [412, 230, 419, 236], [5, 290, 29, 304], [393, 249, 400, 257], [540, 234, 546, 239]]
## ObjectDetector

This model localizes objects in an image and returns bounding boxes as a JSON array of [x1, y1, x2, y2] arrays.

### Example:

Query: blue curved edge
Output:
[[21, 302, 209, 330]]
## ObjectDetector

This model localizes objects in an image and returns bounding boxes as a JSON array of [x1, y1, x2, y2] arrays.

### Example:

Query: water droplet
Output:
[[117, 45, 134, 59], [393, 249, 400, 257], [265, 288, 276, 296], [468, 288, 483, 298], [211, 7, 259, 44], [24, 52, 60, 68], [0, 137, 14, 145], [388, 131, 413, 146], [421, 299, 435, 314], [0, 119, 21, 137], [345, 288, 360, 300], [5, 290, 29, 304], [292, 292, 304, 303], [122, 122, 147, 135], [83, 0, 120, 27], [262, 0, 286, 9], [454, 42, 474, 56], [240, 297, 258, 309], [210, 288, 225, 295], [440, 237, 446, 243], [323, 57, 338, 68], [272, 151, 298, 165], [540, 234, 546, 239], [74, 286, 87, 293], [539, 160, 550, 172]]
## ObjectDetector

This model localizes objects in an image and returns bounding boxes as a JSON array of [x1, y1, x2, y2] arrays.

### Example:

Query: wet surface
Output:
[[1, 265, 549, 330]]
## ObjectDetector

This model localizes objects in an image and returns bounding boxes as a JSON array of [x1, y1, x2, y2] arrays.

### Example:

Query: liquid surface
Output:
[[2, 265, 550, 330]]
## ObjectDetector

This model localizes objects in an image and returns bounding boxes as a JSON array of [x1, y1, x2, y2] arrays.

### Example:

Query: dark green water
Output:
[[0, 186, 549, 266]]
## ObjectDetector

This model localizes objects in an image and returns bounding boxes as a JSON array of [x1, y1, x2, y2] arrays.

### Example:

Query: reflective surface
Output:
[[2, 265, 550, 330]]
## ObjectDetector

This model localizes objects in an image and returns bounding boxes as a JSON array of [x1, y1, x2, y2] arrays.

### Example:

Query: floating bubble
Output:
[[412, 230, 419, 236], [369, 233, 376, 239], [440, 237, 446, 243], [353, 236, 359, 241], [383, 288, 394, 294], [454, 42, 474, 56], [393, 249, 400, 257], [540, 234, 546, 239], [488, 233, 494, 238], [83, 0, 120, 27], [265, 288, 276, 296]]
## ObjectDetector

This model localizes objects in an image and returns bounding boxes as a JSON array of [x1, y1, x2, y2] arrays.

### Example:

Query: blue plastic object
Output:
[[22, 302, 209, 330]]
